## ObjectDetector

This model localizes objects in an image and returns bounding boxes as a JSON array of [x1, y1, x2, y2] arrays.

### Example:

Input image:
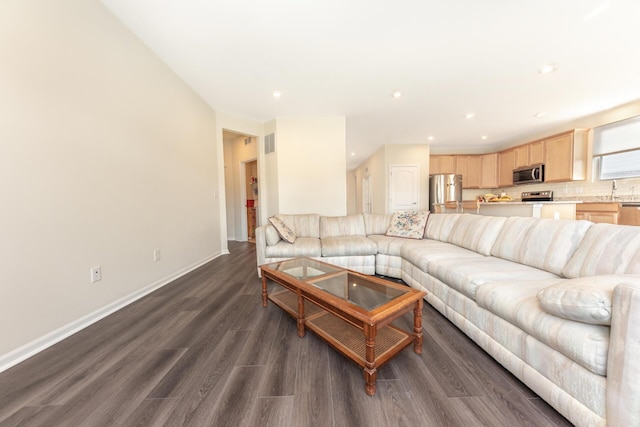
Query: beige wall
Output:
[[0, 1, 220, 366], [275, 117, 347, 216]]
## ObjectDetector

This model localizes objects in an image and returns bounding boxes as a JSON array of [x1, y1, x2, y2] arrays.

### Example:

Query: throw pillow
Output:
[[386, 211, 430, 240], [268, 216, 297, 244], [536, 275, 640, 325]]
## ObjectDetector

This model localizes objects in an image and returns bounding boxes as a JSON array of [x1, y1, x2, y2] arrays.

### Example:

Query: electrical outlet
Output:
[[90, 266, 102, 283], [153, 249, 161, 262]]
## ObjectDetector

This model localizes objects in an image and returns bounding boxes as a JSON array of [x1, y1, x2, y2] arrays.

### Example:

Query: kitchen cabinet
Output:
[[429, 155, 455, 174], [480, 153, 498, 188], [514, 145, 529, 168], [544, 130, 588, 183], [576, 203, 619, 224], [430, 155, 456, 174], [619, 205, 640, 226], [515, 140, 545, 168], [498, 149, 515, 187], [456, 155, 481, 188], [529, 140, 545, 165]]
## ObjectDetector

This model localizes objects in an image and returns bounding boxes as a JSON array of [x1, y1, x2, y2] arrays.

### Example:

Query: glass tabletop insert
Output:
[[274, 258, 342, 280], [309, 271, 408, 311]]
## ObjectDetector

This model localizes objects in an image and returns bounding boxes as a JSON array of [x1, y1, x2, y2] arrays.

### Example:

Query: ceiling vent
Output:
[[265, 133, 276, 154]]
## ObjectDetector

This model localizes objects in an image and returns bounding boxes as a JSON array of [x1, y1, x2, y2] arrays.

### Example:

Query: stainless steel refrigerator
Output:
[[429, 174, 462, 212]]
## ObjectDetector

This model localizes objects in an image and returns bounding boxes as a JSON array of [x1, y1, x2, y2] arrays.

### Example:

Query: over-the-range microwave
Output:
[[513, 164, 544, 185]]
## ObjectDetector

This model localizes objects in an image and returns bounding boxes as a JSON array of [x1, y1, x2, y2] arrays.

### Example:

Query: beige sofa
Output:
[[255, 212, 640, 427]]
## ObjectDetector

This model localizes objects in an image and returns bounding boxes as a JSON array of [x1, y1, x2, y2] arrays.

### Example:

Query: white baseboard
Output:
[[0, 251, 226, 374]]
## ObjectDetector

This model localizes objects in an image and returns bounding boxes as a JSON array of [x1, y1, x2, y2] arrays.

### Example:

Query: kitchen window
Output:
[[593, 115, 640, 180]]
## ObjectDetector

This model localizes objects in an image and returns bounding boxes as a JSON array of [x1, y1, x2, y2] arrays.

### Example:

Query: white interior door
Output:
[[389, 165, 419, 212]]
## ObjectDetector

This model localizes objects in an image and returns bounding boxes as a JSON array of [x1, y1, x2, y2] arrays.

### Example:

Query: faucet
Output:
[[611, 180, 618, 200]]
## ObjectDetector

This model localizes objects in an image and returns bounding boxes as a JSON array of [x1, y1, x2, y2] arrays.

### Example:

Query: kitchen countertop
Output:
[[480, 200, 582, 205]]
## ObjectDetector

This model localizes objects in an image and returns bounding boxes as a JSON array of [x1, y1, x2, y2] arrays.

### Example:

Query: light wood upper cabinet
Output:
[[514, 145, 529, 168], [480, 153, 498, 188], [544, 130, 588, 182], [498, 149, 515, 187], [529, 140, 545, 165], [514, 140, 545, 168], [429, 155, 455, 174], [456, 155, 481, 189]]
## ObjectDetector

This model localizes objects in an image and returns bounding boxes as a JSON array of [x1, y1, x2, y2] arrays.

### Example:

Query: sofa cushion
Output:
[[321, 236, 377, 257], [269, 216, 297, 243], [264, 237, 321, 258], [476, 280, 610, 376], [400, 240, 483, 273], [448, 214, 506, 256], [320, 214, 366, 238], [563, 223, 640, 278], [537, 275, 640, 325], [363, 213, 393, 236], [428, 256, 559, 301], [264, 224, 282, 246], [275, 214, 320, 238], [386, 211, 430, 239], [367, 234, 409, 256], [424, 213, 462, 242], [490, 217, 592, 276]]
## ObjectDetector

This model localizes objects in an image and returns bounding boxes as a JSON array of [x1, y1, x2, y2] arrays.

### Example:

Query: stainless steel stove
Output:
[[521, 190, 553, 202]]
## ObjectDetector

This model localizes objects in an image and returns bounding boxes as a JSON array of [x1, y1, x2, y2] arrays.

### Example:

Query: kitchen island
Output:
[[478, 201, 580, 219]]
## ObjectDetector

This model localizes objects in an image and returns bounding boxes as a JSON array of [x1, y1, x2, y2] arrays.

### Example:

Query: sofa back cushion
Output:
[[424, 213, 463, 242], [275, 214, 320, 238], [448, 214, 507, 256], [363, 213, 393, 235], [320, 214, 366, 238], [490, 217, 592, 276], [563, 223, 640, 278]]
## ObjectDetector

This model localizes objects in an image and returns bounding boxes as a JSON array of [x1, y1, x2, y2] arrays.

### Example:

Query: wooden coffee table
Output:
[[260, 257, 426, 395]]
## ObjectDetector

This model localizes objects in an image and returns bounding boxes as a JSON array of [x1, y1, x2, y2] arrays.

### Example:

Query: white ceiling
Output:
[[101, 0, 640, 169]]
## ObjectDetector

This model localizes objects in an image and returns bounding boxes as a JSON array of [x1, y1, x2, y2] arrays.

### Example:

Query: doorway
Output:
[[222, 130, 259, 242]]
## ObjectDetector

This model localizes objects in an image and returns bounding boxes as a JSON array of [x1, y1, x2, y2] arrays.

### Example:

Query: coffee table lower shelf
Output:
[[269, 289, 413, 378]]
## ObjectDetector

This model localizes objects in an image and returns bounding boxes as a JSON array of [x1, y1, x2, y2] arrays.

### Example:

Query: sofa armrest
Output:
[[607, 282, 640, 426], [255, 226, 268, 277]]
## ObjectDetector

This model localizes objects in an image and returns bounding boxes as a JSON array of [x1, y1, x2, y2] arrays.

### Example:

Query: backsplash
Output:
[[463, 177, 640, 202]]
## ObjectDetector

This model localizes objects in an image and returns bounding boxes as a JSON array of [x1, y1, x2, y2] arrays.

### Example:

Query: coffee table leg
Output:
[[261, 275, 268, 307], [363, 323, 377, 396], [297, 292, 305, 337], [413, 299, 423, 354]]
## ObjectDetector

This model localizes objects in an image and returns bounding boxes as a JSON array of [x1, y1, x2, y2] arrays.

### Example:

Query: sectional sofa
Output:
[[255, 212, 640, 427]]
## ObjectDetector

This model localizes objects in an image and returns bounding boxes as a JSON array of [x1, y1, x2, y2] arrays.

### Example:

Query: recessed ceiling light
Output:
[[351, 152, 356, 156], [465, 113, 475, 119], [392, 90, 403, 98], [427, 136, 434, 141], [480, 135, 488, 140], [534, 112, 547, 118], [538, 63, 559, 74], [272, 90, 282, 98]]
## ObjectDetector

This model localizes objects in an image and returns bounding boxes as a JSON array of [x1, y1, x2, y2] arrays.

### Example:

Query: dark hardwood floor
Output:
[[0, 241, 572, 426]]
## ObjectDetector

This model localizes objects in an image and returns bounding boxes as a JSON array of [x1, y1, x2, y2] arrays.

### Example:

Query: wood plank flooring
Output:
[[0, 241, 572, 426]]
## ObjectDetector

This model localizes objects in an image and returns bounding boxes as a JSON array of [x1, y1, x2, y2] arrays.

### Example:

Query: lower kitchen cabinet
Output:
[[576, 203, 619, 224]]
